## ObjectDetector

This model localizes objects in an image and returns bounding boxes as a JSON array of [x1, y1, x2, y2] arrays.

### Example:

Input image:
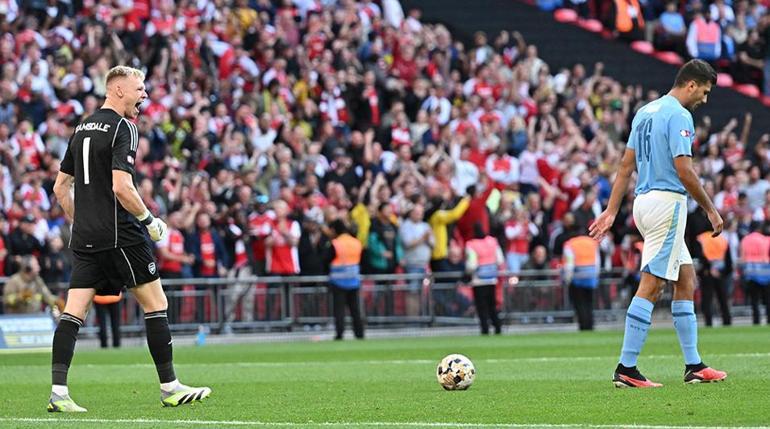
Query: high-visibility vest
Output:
[[697, 232, 728, 272], [94, 291, 122, 305], [466, 236, 499, 283], [564, 236, 600, 289], [615, 0, 644, 33], [740, 232, 770, 286], [330, 234, 363, 289], [694, 17, 720, 59]]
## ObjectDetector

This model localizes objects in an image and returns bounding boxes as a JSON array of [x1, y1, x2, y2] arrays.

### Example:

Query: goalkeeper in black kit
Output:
[[49, 65, 211, 412]]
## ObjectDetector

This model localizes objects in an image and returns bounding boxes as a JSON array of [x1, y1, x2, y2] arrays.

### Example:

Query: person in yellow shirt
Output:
[[427, 195, 470, 272]]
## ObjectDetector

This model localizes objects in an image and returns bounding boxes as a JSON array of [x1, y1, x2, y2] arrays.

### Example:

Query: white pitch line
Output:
[[1, 352, 765, 370], [0, 418, 768, 429]]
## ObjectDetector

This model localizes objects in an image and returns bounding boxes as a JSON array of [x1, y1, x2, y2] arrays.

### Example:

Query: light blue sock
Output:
[[672, 300, 701, 365], [619, 296, 654, 367]]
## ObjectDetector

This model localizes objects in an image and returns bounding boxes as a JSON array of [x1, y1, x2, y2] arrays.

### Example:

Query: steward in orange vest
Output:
[[464, 223, 504, 335], [324, 220, 364, 340], [563, 235, 600, 331], [739, 224, 770, 325], [694, 231, 732, 327]]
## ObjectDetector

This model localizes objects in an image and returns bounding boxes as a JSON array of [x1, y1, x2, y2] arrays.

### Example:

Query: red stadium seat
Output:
[[630, 41, 654, 55], [716, 73, 733, 87], [734, 84, 760, 98], [576, 19, 603, 33], [653, 51, 684, 66], [554, 8, 578, 23]]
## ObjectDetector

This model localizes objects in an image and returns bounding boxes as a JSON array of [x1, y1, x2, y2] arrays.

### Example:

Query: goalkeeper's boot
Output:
[[684, 363, 727, 384], [161, 383, 212, 407], [612, 364, 663, 388], [47, 393, 87, 412]]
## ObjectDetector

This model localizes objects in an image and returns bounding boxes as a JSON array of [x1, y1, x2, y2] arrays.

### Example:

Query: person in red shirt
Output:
[[265, 199, 301, 321], [157, 212, 195, 323], [248, 195, 274, 275], [456, 182, 493, 243], [186, 212, 228, 323], [505, 209, 535, 273]]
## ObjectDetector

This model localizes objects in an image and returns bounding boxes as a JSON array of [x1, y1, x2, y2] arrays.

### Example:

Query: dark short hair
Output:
[[330, 219, 348, 236], [674, 60, 717, 88]]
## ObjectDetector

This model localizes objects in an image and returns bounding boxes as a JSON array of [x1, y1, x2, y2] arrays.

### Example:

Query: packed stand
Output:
[[0, 0, 768, 319], [538, 0, 770, 95]]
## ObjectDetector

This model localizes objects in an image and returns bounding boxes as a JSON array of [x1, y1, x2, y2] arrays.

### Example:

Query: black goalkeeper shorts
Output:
[[70, 241, 160, 295]]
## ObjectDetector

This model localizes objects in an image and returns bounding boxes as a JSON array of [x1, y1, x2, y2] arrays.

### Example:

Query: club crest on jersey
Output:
[[680, 129, 692, 138], [148, 262, 156, 274]]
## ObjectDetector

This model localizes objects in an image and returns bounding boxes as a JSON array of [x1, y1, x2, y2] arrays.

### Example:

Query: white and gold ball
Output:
[[436, 354, 475, 390]]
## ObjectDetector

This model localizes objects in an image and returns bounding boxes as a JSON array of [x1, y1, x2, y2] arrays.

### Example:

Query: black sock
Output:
[[52, 313, 83, 386], [686, 362, 707, 372], [145, 310, 176, 384], [615, 363, 643, 377]]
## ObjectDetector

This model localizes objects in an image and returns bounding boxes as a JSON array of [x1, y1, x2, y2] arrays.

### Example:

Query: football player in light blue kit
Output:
[[590, 60, 727, 388]]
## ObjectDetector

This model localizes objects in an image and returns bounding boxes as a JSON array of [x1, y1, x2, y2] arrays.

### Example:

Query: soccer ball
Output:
[[436, 354, 475, 390]]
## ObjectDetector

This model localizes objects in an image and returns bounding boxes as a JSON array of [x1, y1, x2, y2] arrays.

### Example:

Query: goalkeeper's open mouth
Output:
[[134, 101, 143, 116]]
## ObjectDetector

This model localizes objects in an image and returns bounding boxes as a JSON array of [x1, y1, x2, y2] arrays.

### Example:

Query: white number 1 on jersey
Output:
[[83, 137, 91, 185]]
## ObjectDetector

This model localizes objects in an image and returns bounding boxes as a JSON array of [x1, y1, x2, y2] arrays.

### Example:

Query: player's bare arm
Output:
[[673, 156, 723, 236], [589, 147, 636, 241], [113, 170, 167, 241], [53, 172, 75, 220]]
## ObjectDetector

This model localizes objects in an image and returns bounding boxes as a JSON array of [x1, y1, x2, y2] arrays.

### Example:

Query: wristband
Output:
[[137, 210, 154, 226]]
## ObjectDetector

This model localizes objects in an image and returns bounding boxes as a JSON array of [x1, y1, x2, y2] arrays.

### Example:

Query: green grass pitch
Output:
[[1, 325, 769, 428]]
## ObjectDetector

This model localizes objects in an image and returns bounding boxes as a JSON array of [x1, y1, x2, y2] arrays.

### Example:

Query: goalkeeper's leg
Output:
[[49, 289, 94, 412], [131, 278, 211, 406]]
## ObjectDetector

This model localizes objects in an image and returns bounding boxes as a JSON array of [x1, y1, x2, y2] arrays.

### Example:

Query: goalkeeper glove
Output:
[[138, 210, 168, 242]]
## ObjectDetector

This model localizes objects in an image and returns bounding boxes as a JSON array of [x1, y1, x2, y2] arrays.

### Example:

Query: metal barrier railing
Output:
[[0, 267, 758, 334]]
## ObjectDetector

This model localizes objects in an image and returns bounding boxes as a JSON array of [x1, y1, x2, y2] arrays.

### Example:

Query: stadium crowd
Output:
[[0, 0, 769, 321], [539, 0, 770, 96]]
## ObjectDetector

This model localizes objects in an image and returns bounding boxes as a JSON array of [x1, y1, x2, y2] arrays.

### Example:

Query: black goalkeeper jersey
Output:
[[60, 108, 147, 252]]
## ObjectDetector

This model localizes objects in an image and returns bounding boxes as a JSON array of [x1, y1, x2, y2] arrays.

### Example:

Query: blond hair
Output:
[[105, 66, 145, 85]]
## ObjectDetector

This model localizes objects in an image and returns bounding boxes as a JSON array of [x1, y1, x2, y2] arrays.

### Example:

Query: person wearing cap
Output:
[[7, 214, 44, 266], [3, 256, 62, 314], [323, 220, 364, 340]]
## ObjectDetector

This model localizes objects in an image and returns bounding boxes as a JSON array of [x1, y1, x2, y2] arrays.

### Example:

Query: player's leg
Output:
[[615, 195, 669, 385], [614, 272, 666, 386], [673, 264, 727, 383], [49, 289, 94, 412], [130, 278, 212, 405], [49, 250, 103, 412], [118, 243, 211, 406]]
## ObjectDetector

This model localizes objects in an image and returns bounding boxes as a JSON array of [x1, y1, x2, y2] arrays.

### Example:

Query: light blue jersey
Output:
[[627, 95, 695, 196]]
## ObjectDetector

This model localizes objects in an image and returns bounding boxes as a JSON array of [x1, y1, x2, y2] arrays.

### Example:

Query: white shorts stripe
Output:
[[633, 191, 692, 281]]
